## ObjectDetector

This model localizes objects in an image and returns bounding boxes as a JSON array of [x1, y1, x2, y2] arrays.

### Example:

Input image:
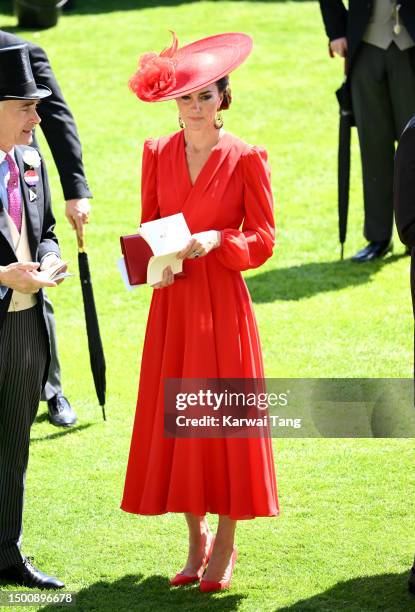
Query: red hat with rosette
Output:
[[129, 32, 253, 102]]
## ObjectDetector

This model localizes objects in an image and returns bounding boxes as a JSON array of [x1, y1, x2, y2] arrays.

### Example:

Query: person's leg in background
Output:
[[388, 43, 415, 258], [388, 44, 415, 146], [350, 42, 396, 261], [41, 294, 77, 427]]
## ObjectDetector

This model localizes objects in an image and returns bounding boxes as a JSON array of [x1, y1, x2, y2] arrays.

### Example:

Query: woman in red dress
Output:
[[121, 32, 279, 592]]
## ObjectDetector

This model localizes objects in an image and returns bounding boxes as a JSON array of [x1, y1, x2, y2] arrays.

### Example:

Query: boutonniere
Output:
[[22, 149, 41, 168]]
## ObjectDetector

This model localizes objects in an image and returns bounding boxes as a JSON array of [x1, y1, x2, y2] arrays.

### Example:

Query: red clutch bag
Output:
[[120, 234, 153, 286], [120, 233, 186, 286]]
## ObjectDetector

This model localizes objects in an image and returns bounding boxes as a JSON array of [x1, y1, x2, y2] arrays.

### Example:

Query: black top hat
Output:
[[0, 44, 51, 101]]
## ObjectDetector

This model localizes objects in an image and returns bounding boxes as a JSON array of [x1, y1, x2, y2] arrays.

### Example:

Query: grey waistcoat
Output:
[[363, 0, 415, 50]]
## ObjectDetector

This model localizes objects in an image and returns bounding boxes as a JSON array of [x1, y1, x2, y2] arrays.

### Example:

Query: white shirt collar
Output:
[[0, 148, 16, 164]]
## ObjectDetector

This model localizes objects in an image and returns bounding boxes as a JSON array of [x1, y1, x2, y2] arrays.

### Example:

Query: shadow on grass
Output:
[[277, 571, 414, 611], [30, 423, 93, 443], [246, 254, 407, 303], [39, 573, 245, 612]]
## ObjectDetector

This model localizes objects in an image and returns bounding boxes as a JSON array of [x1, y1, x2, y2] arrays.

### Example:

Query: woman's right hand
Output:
[[152, 265, 174, 289]]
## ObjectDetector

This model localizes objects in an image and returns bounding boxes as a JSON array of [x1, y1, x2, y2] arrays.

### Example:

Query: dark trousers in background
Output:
[[0, 307, 47, 570], [40, 295, 62, 402], [351, 42, 415, 242]]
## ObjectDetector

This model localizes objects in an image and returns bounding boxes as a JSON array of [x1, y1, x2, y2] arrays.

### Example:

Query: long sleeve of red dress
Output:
[[140, 138, 159, 223], [215, 146, 275, 271]]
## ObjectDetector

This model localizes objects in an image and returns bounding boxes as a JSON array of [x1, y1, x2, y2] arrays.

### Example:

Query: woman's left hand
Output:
[[177, 230, 221, 260], [152, 265, 175, 289]]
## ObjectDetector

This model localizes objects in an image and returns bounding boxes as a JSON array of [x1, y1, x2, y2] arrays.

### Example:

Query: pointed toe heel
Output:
[[169, 572, 200, 586], [199, 578, 223, 593], [200, 546, 238, 592], [169, 535, 215, 587]]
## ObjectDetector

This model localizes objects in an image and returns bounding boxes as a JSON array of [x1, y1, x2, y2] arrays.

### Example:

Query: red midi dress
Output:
[[121, 130, 279, 520]]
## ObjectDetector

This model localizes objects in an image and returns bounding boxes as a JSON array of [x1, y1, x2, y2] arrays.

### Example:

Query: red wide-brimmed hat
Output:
[[129, 32, 253, 102]]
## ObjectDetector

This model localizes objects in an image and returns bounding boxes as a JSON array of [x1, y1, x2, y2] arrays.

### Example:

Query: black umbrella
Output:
[[336, 80, 355, 260], [77, 231, 107, 420]]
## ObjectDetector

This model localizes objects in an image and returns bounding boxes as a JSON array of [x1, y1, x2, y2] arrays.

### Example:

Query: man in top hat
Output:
[[319, 0, 415, 261], [0, 44, 65, 589], [0, 28, 93, 428]]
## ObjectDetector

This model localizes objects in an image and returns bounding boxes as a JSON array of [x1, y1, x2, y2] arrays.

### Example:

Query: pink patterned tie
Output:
[[5, 153, 22, 233]]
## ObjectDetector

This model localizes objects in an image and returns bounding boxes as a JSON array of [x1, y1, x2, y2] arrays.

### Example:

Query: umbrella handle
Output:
[[76, 228, 85, 253]]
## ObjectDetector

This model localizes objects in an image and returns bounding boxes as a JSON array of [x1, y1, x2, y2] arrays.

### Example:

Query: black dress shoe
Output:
[[409, 565, 415, 595], [47, 394, 77, 427], [351, 240, 393, 262], [0, 557, 64, 589]]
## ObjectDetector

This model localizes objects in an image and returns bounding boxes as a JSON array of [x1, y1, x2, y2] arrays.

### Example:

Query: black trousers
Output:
[[0, 306, 47, 570], [351, 42, 415, 242]]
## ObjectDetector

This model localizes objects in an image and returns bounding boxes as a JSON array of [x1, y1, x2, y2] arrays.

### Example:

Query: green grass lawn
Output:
[[1, 1, 415, 610]]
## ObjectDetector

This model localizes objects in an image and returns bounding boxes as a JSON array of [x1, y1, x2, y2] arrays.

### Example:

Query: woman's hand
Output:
[[177, 230, 221, 260], [152, 231, 221, 288], [152, 265, 174, 289]]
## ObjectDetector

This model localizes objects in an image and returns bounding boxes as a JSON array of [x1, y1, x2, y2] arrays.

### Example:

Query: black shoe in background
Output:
[[351, 240, 393, 263], [47, 394, 77, 427]]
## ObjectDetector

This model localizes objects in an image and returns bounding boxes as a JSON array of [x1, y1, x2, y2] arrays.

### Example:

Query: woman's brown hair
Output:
[[216, 76, 232, 110]]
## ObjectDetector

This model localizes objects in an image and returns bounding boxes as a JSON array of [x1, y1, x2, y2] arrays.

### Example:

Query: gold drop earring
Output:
[[178, 115, 185, 129], [214, 112, 223, 129]]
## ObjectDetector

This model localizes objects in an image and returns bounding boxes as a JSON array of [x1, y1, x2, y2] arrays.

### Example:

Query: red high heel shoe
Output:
[[169, 535, 215, 586], [200, 546, 238, 592]]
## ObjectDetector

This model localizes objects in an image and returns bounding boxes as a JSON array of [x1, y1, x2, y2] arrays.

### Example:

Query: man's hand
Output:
[[40, 253, 61, 271], [0, 262, 56, 294], [177, 230, 221, 260], [65, 198, 91, 237], [329, 37, 348, 58]]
